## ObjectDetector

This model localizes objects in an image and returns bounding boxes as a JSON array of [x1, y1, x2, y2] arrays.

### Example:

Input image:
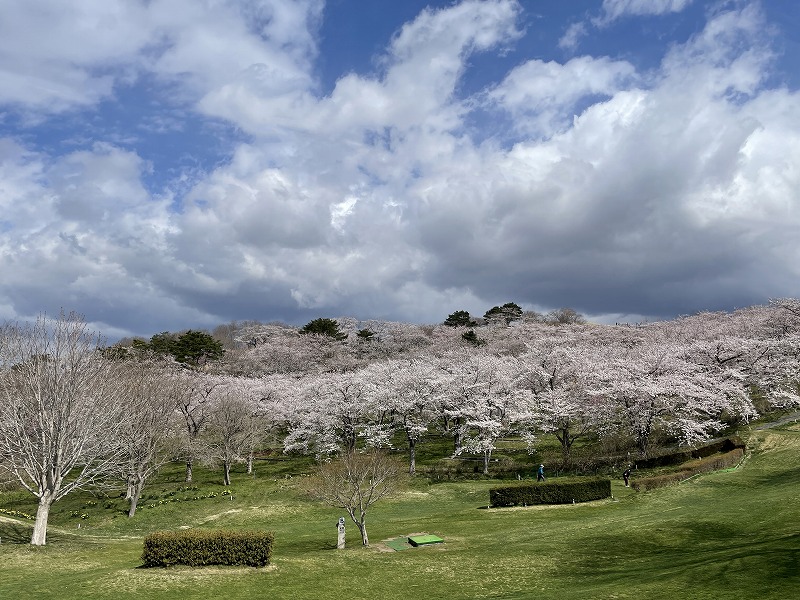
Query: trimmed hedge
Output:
[[632, 448, 745, 492], [634, 437, 745, 469], [141, 529, 274, 568], [490, 478, 611, 507], [420, 457, 530, 481]]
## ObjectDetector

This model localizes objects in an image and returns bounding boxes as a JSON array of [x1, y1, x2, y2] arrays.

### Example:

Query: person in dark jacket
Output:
[[537, 464, 545, 482], [623, 467, 631, 487]]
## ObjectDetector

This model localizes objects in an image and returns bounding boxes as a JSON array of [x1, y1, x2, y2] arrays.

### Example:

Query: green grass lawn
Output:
[[1, 424, 798, 600]]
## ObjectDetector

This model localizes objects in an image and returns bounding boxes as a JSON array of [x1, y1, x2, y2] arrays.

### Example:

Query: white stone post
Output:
[[337, 517, 346, 549]]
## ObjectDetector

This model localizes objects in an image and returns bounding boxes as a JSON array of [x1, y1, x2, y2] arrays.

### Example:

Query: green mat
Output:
[[385, 537, 414, 551], [384, 534, 445, 551], [408, 534, 444, 547]]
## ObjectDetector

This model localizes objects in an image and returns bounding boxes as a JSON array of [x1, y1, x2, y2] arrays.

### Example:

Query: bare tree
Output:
[[307, 451, 402, 546], [204, 383, 257, 486], [118, 360, 184, 517], [176, 374, 219, 482], [0, 312, 128, 545], [545, 307, 586, 325]]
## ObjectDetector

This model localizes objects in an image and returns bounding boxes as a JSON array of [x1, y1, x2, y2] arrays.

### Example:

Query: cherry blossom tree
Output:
[[653, 306, 794, 415], [369, 358, 444, 474], [590, 333, 752, 456], [515, 341, 609, 463], [229, 322, 355, 375], [283, 369, 389, 456], [756, 301, 800, 407], [435, 350, 520, 473]]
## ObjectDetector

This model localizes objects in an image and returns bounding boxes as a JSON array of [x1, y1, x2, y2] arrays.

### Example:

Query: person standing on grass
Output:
[[537, 464, 545, 482], [623, 467, 631, 487]]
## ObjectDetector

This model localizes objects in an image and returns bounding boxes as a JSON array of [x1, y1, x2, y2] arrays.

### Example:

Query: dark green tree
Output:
[[131, 330, 224, 366], [444, 310, 477, 327], [148, 332, 178, 355], [483, 302, 523, 325], [130, 338, 151, 353], [356, 329, 375, 341], [171, 330, 225, 366], [300, 318, 348, 341], [461, 329, 486, 346]]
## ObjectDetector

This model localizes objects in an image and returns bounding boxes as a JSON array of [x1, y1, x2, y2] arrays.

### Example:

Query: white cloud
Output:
[[0, 0, 322, 115], [487, 55, 637, 137], [204, 0, 521, 139], [0, 0, 149, 111], [559, 22, 587, 51], [598, 0, 694, 24], [1, 0, 799, 335]]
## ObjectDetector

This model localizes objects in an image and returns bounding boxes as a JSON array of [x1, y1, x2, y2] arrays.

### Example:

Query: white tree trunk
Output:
[[32, 495, 53, 546]]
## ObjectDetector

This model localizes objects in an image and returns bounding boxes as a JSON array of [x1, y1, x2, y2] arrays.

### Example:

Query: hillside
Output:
[[0, 423, 797, 600]]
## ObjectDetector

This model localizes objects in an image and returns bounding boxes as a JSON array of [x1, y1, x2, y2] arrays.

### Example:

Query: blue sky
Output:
[[1, 0, 799, 339]]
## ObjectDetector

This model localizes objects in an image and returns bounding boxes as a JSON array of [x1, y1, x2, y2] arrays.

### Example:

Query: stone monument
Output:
[[337, 516, 346, 549]]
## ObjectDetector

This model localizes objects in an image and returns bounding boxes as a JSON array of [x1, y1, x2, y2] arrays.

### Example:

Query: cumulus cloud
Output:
[[1, 0, 799, 337], [486, 55, 637, 137], [0, 0, 322, 115]]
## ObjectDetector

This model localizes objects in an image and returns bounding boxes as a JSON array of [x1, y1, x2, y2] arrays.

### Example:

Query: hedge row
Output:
[[631, 448, 745, 491], [141, 529, 274, 567], [419, 457, 531, 481], [634, 437, 744, 469], [489, 478, 611, 507]]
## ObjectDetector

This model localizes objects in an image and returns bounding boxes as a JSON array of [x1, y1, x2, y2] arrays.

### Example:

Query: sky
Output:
[[1, 0, 800, 339]]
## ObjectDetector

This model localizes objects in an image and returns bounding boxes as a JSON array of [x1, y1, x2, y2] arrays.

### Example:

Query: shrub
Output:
[[490, 478, 611, 507], [141, 529, 274, 568], [631, 448, 744, 491]]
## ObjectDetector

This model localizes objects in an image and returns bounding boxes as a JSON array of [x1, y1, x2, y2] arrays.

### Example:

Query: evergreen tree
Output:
[[133, 330, 224, 366], [300, 318, 348, 341], [461, 329, 486, 346], [444, 310, 478, 327], [483, 302, 523, 325], [171, 330, 225, 366]]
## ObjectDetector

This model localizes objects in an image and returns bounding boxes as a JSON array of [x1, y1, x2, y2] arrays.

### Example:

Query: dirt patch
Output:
[[198, 509, 242, 524]]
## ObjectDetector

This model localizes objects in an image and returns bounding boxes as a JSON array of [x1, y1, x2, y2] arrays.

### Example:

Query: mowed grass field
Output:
[[1, 424, 798, 600]]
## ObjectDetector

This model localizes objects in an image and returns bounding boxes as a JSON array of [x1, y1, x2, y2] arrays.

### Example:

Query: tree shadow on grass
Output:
[[0, 521, 33, 544], [558, 528, 800, 593]]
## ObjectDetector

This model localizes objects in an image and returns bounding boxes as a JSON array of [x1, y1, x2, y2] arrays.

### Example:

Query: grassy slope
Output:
[[1, 425, 798, 600]]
